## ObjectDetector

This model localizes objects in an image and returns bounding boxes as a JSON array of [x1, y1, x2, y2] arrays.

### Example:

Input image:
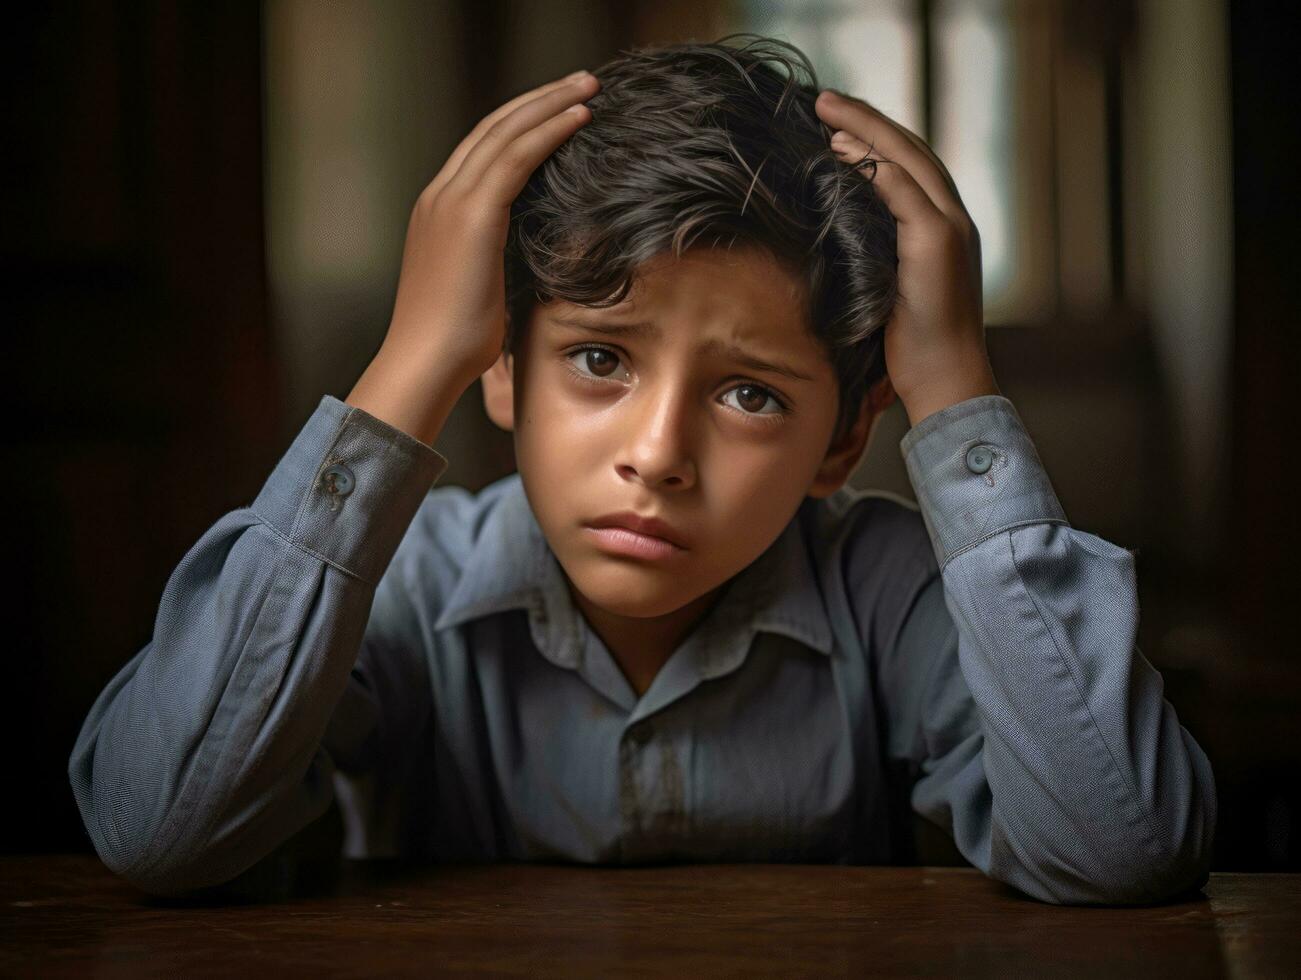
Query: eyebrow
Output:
[[548, 315, 816, 384]]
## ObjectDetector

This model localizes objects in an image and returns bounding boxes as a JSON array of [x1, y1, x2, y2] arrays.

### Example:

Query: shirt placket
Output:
[[618, 718, 689, 862]]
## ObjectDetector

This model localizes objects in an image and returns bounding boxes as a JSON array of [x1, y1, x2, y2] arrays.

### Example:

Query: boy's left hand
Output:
[[814, 89, 1001, 427]]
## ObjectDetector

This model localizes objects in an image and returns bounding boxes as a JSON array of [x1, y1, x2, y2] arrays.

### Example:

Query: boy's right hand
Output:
[[385, 69, 600, 388]]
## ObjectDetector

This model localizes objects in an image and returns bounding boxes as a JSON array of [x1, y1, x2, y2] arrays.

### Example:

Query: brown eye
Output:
[[566, 346, 627, 382], [722, 382, 786, 421], [584, 349, 619, 377], [734, 385, 768, 413]]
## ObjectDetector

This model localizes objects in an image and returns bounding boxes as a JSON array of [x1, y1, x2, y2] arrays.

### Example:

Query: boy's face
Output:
[[481, 244, 890, 621]]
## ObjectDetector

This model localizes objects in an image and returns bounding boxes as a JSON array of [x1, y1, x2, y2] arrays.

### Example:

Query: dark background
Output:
[[5, 0, 1297, 870]]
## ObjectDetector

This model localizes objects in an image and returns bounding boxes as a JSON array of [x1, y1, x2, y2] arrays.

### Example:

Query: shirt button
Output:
[[321, 463, 355, 497], [627, 724, 652, 747], [965, 445, 993, 474]]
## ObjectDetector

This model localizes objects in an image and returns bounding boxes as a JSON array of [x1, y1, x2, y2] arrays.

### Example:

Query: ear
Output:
[[806, 375, 897, 499], [480, 348, 516, 432]]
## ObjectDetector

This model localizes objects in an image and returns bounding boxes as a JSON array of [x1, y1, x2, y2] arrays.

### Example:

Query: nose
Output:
[[614, 378, 697, 490]]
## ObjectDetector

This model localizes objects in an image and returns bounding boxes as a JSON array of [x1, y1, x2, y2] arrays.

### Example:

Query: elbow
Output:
[[1106, 763, 1219, 906], [994, 803, 1217, 907], [103, 812, 344, 901], [1008, 846, 1212, 908], [1055, 753, 1219, 906], [1112, 798, 1217, 905], [70, 765, 232, 898], [1084, 843, 1213, 907], [87, 810, 280, 899], [1146, 848, 1213, 904], [99, 845, 221, 899], [81, 805, 232, 898], [1050, 823, 1216, 907], [93, 827, 312, 899], [75, 786, 342, 900]]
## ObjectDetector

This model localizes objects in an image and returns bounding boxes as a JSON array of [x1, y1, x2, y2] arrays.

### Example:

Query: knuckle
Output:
[[942, 218, 971, 249], [414, 185, 441, 213], [955, 216, 978, 244], [922, 222, 966, 259], [426, 186, 472, 225], [420, 183, 452, 211], [454, 188, 500, 228], [496, 142, 528, 174], [492, 143, 538, 186]]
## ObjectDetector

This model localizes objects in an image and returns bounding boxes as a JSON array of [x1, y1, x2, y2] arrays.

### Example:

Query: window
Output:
[[733, 0, 1105, 327]]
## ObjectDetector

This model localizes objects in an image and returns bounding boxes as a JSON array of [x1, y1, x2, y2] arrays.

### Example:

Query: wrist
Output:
[[375, 331, 486, 395], [899, 366, 1002, 429], [346, 344, 473, 448]]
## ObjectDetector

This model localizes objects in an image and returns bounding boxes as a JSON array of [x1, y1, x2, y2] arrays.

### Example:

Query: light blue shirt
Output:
[[68, 392, 1217, 905]]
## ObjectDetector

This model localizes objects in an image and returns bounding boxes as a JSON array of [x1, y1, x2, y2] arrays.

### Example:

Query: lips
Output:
[[586, 510, 689, 549]]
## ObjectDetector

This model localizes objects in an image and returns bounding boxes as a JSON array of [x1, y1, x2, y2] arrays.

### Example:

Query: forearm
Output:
[[932, 528, 1216, 904], [68, 395, 448, 895], [893, 394, 1216, 905]]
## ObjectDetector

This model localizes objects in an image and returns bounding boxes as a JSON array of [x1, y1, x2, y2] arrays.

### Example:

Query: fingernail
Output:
[[566, 69, 591, 80]]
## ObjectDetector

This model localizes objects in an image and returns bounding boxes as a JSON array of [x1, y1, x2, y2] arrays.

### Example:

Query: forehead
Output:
[[543, 244, 822, 357]]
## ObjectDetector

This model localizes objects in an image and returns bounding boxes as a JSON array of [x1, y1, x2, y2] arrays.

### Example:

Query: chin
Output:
[[565, 560, 706, 619]]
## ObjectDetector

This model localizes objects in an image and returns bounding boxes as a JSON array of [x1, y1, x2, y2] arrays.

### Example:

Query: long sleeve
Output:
[[67, 394, 448, 896], [879, 394, 1216, 906]]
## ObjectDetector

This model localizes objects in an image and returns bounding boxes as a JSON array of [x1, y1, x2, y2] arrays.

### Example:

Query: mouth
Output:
[[586, 511, 690, 550], [583, 525, 685, 560]]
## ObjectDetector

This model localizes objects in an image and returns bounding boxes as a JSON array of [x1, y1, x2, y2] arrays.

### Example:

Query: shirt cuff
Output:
[[899, 394, 1068, 568], [252, 394, 450, 584]]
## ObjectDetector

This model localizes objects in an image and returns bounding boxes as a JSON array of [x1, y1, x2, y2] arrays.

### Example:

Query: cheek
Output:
[[709, 456, 813, 530], [515, 388, 609, 465]]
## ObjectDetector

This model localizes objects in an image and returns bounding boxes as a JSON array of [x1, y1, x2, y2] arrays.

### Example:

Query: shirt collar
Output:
[[432, 473, 834, 665]]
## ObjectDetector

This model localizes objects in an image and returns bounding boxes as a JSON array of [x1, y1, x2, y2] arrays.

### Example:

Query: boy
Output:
[[69, 35, 1216, 906]]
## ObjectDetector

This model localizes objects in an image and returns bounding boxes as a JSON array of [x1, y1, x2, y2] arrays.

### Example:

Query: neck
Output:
[[566, 577, 731, 698]]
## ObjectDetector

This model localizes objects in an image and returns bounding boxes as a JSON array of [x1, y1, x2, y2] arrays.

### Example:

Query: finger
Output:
[[472, 100, 595, 210], [830, 132, 946, 227], [841, 95, 958, 195], [816, 90, 966, 221], [426, 70, 594, 200], [823, 90, 963, 205], [445, 73, 599, 198]]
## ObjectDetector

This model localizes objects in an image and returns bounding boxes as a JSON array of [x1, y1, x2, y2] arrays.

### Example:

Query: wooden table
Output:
[[2, 856, 1297, 976]]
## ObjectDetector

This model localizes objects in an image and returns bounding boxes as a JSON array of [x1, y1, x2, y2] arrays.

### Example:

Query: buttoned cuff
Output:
[[899, 394, 1068, 568], [252, 394, 449, 585]]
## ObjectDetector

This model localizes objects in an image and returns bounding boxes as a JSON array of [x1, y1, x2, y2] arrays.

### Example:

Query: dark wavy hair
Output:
[[503, 32, 898, 446]]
